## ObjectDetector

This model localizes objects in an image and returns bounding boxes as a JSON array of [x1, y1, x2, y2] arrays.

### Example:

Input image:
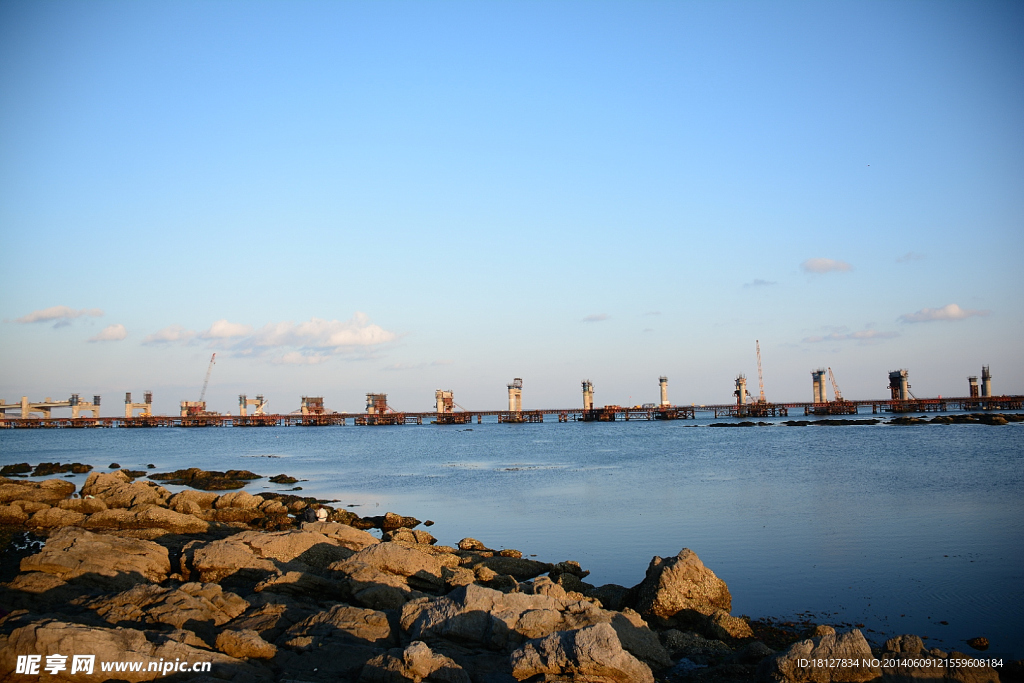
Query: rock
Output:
[[20, 526, 170, 588], [216, 490, 263, 509], [878, 638, 1000, 683], [183, 528, 352, 584], [168, 489, 219, 512], [661, 630, 733, 665], [966, 636, 990, 651], [587, 584, 630, 611], [269, 474, 298, 484], [82, 582, 249, 631], [216, 628, 278, 659], [301, 521, 380, 550], [333, 542, 446, 593], [0, 504, 29, 524], [58, 497, 108, 514], [149, 467, 262, 490], [82, 506, 209, 534], [0, 572, 90, 610], [611, 608, 673, 669], [758, 629, 880, 682], [467, 556, 553, 581], [629, 548, 732, 626], [706, 608, 754, 639], [26, 507, 86, 528], [31, 462, 92, 476], [442, 566, 476, 590], [227, 598, 319, 643], [0, 463, 31, 475], [361, 640, 471, 683], [458, 537, 488, 551], [510, 622, 655, 683], [81, 471, 169, 509], [0, 618, 267, 682], [731, 640, 776, 664], [254, 570, 351, 601], [883, 633, 924, 654], [0, 478, 75, 505], [109, 462, 121, 468], [809, 624, 836, 638], [280, 603, 398, 650]]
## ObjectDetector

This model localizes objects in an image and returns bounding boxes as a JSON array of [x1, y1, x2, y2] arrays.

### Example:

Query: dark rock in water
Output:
[[423, 519, 434, 526], [588, 584, 630, 611], [108, 462, 120, 469], [120, 470, 147, 480], [966, 636, 989, 651], [0, 463, 31, 476], [362, 511, 421, 531], [149, 467, 262, 490], [30, 462, 94, 477], [269, 474, 298, 484], [146, 463, 155, 469]]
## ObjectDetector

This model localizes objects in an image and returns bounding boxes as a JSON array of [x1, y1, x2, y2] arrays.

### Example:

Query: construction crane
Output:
[[199, 353, 216, 403], [755, 340, 766, 404], [827, 367, 843, 402]]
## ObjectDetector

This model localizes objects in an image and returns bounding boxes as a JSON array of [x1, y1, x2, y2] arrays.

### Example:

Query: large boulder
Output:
[[757, 629, 880, 683], [629, 548, 732, 626], [82, 582, 249, 631], [360, 641, 470, 683], [0, 478, 75, 505], [26, 507, 86, 529], [510, 622, 654, 683], [20, 527, 170, 588], [81, 471, 169, 509], [0, 618, 268, 682], [183, 528, 350, 583], [216, 629, 278, 659], [83, 506, 209, 534], [301, 521, 380, 550], [278, 603, 397, 650]]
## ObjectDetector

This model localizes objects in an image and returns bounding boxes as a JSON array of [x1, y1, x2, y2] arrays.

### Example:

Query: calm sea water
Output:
[[2, 416, 1022, 657]]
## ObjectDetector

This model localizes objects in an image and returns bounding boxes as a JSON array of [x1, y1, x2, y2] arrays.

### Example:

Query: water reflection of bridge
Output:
[[1, 395, 1021, 429]]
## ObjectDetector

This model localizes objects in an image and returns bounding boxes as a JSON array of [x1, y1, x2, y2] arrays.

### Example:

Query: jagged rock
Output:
[[0, 618, 267, 682], [966, 637, 989, 651], [458, 537, 488, 551], [510, 622, 654, 683], [57, 497, 108, 514], [0, 503, 29, 524], [0, 478, 75, 505], [661, 630, 733, 665], [706, 608, 754, 639], [216, 628, 278, 659], [280, 603, 397, 650], [883, 634, 924, 654], [383, 528, 438, 546], [184, 528, 351, 583], [216, 490, 263, 509], [81, 471, 169, 509], [466, 555, 553, 581], [254, 571, 351, 601], [168, 489, 219, 512], [301, 521, 380, 550], [757, 629, 880, 682], [361, 640, 471, 683], [332, 542, 446, 594], [81, 582, 249, 631], [630, 548, 732, 626], [20, 526, 170, 588], [26, 507, 86, 528], [442, 566, 476, 590], [809, 625, 836, 638], [611, 608, 672, 669]]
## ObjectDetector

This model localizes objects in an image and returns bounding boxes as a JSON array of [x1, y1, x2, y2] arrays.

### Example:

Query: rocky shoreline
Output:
[[0, 468, 1014, 683]]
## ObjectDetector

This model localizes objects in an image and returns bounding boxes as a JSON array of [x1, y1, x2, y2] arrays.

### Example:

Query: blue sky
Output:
[[2, 1, 1021, 415]]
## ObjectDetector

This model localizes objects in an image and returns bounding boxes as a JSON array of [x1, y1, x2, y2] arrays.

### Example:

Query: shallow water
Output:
[[2, 416, 1022, 657]]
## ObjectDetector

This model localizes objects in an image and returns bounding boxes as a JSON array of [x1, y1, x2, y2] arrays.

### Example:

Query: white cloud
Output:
[[202, 319, 253, 339], [582, 314, 609, 323], [89, 324, 127, 342], [14, 306, 103, 326], [142, 324, 196, 345], [271, 352, 331, 365], [804, 329, 899, 343], [249, 313, 395, 349], [744, 279, 777, 288], [801, 258, 852, 274], [898, 303, 989, 323]]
